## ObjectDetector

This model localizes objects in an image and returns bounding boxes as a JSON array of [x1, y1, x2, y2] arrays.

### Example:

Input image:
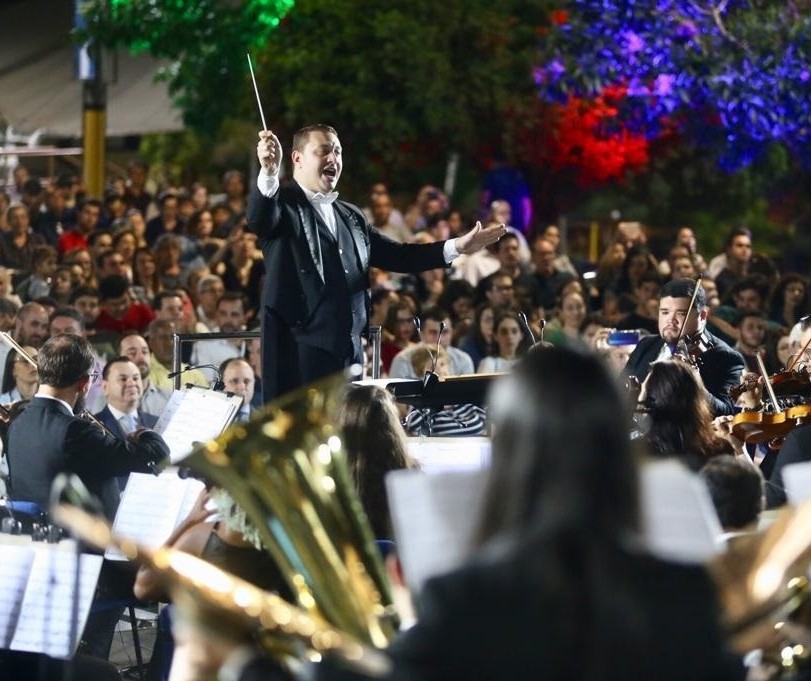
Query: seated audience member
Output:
[[637, 360, 735, 472], [477, 309, 527, 373], [192, 291, 247, 379], [94, 356, 158, 438], [147, 319, 209, 390], [220, 357, 256, 422], [404, 344, 487, 437], [0, 301, 49, 387], [700, 455, 764, 532], [119, 331, 171, 416], [381, 300, 418, 375], [17, 244, 58, 301], [768, 274, 809, 329], [49, 306, 107, 413], [733, 311, 767, 372], [0, 266, 23, 308], [340, 385, 416, 539], [544, 289, 588, 347], [0, 297, 18, 332], [0, 346, 38, 403], [200, 347, 745, 681], [615, 271, 661, 335], [195, 273, 225, 331], [458, 302, 496, 369], [389, 306, 474, 379], [96, 274, 155, 335]]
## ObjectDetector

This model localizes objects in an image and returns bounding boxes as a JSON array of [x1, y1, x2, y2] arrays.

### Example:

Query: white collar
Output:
[[106, 404, 138, 421], [300, 185, 339, 205]]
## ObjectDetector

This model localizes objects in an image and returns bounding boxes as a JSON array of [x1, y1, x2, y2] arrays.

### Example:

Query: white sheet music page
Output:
[[640, 459, 724, 563], [10, 544, 102, 658], [0, 544, 35, 649], [386, 468, 488, 595], [105, 472, 205, 560], [406, 437, 491, 473], [782, 461, 811, 504], [156, 388, 241, 462]]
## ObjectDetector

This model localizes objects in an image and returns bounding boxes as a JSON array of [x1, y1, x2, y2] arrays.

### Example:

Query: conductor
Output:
[[248, 125, 506, 402]]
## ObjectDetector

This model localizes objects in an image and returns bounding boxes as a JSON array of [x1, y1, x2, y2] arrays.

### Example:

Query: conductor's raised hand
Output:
[[455, 221, 507, 255], [257, 130, 282, 175]]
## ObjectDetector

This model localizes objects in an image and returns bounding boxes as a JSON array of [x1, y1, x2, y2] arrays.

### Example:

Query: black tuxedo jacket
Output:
[[624, 331, 745, 416], [93, 405, 158, 439], [766, 423, 811, 508], [7, 397, 169, 519], [247, 181, 447, 401]]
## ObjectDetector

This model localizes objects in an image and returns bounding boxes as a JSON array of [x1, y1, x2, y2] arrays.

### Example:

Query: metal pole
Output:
[[368, 326, 382, 379], [172, 333, 182, 391]]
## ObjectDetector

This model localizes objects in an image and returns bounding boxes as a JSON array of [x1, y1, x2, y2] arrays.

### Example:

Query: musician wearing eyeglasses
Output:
[[6, 334, 169, 521], [624, 278, 745, 416]]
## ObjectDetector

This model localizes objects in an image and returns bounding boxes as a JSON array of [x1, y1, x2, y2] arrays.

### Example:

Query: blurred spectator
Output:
[[544, 290, 588, 348], [119, 332, 170, 417], [1, 204, 45, 275], [477, 309, 527, 373], [459, 302, 497, 369], [96, 274, 154, 335], [0, 346, 39, 404], [58, 198, 102, 256], [700, 455, 763, 532], [132, 246, 161, 301], [219, 357, 255, 422], [146, 191, 184, 246], [18, 245, 58, 301], [768, 274, 809, 329], [123, 159, 153, 216], [195, 274, 225, 331]]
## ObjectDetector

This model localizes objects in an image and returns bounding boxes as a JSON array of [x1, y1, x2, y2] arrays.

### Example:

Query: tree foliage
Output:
[[536, 0, 811, 170]]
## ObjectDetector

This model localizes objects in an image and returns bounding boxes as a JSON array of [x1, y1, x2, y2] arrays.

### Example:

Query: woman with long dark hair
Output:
[[638, 359, 732, 471], [340, 385, 415, 540]]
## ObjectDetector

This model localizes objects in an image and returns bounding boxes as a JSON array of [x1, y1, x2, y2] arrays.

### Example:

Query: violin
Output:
[[729, 366, 811, 401], [730, 354, 811, 447]]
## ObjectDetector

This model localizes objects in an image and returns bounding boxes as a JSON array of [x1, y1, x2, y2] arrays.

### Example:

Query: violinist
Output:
[[624, 278, 745, 416], [764, 317, 811, 508]]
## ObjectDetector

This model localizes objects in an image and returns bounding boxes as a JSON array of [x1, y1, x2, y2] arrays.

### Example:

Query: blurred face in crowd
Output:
[[148, 323, 175, 366], [784, 281, 807, 308], [292, 129, 342, 194], [777, 334, 792, 369], [701, 278, 720, 309], [733, 287, 763, 313], [532, 238, 556, 276], [496, 236, 521, 270], [98, 252, 126, 279], [678, 228, 697, 253], [115, 232, 137, 262], [727, 234, 753, 266], [77, 203, 101, 234], [15, 305, 48, 347], [156, 294, 184, 324], [422, 317, 453, 349], [479, 306, 495, 344], [495, 316, 523, 358], [739, 316, 766, 350], [371, 194, 393, 226], [49, 314, 83, 337], [222, 358, 255, 408], [672, 256, 697, 279], [487, 274, 514, 309], [560, 292, 586, 330], [8, 206, 29, 234], [74, 294, 100, 325], [12, 346, 39, 387], [217, 299, 246, 333], [102, 291, 131, 320], [543, 226, 561, 252], [135, 250, 156, 282], [104, 359, 143, 412], [120, 334, 152, 379], [198, 279, 225, 316], [71, 249, 93, 283]]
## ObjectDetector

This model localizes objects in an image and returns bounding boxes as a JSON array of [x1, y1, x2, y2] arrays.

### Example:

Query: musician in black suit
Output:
[[248, 125, 505, 402], [624, 278, 745, 416], [7, 335, 169, 521]]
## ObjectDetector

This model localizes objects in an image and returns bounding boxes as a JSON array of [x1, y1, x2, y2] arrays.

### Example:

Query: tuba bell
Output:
[[176, 371, 399, 649]]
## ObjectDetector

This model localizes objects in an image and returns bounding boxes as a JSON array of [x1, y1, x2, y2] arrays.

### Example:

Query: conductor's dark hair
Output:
[[292, 124, 338, 153], [661, 277, 707, 312], [37, 334, 95, 388], [700, 455, 763, 530]]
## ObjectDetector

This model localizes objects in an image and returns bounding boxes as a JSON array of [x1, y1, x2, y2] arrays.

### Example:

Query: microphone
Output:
[[424, 321, 446, 388], [517, 312, 536, 346], [0, 497, 21, 535], [413, 317, 422, 342], [168, 364, 224, 391]]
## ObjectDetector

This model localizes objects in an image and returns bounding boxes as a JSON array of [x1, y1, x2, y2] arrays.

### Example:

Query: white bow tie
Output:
[[311, 192, 339, 205]]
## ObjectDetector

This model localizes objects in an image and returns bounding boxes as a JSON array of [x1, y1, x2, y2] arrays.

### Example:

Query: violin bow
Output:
[[671, 277, 703, 357], [755, 352, 782, 414], [786, 321, 811, 372], [0, 332, 37, 367]]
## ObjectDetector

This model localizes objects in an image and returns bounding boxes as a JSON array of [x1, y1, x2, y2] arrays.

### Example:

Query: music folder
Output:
[[154, 386, 244, 463], [0, 538, 103, 658]]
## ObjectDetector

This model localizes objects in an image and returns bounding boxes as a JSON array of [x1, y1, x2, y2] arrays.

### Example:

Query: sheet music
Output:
[[782, 461, 811, 504], [105, 472, 205, 560], [153, 388, 186, 434], [406, 437, 491, 473], [4, 544, 102, 658], [386, 468, 488, 595], [639, 459, 724, 563], [0, 547, 35, 648], [155, 387, 242, 462]]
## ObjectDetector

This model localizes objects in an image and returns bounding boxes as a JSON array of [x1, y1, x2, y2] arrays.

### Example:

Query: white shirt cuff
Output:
[[443, 239, 461, 263], [256, 168, 280, 198]]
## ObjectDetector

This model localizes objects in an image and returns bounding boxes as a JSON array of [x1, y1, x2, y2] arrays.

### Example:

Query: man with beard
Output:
[[624, 278, 745, 416], [192, 291, 247, 382], [0, 301, 49, 386], [119, 331, 171, 416], [250, 124, 504, 401]]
